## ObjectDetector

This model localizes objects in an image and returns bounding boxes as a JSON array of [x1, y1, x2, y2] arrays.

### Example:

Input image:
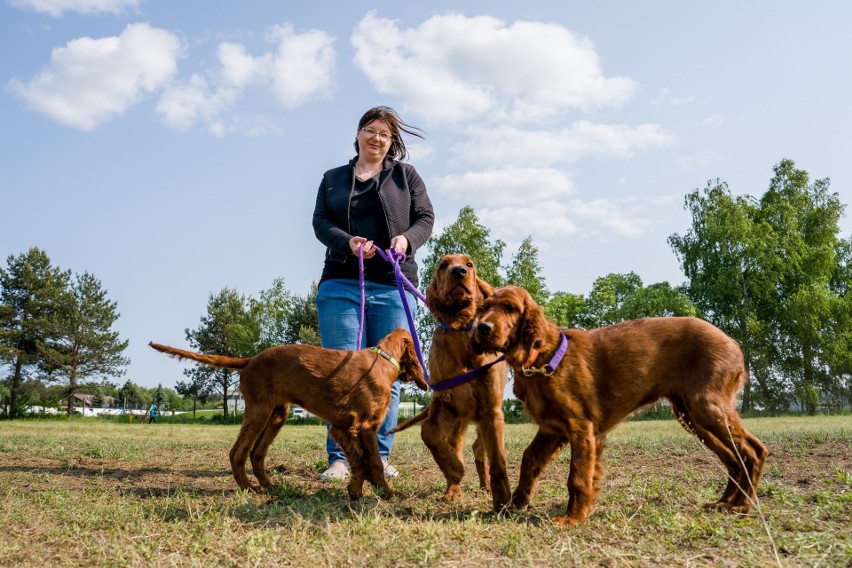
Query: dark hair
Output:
[[354, 106, 424, 161]]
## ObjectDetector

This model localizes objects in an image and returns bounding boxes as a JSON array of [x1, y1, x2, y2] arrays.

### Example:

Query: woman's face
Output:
[[356, 119, 393, 161]]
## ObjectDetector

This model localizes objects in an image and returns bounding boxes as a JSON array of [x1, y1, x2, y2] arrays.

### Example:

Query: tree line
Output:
[[2, 158, 850, 417]]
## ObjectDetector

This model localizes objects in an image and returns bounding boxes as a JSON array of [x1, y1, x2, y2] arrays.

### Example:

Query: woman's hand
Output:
[[390, 235, 409, 255], [349, 236, 376, 258]]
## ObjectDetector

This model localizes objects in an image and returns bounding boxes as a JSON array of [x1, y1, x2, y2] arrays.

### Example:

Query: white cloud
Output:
[[570, 198, 650, 237], [454, 121, 674, 168], [9, 23, 181, 131], [156, 24, 335, 133], [433, 165, 652, 242], [352, 12, 636, 126], [699, 114, 725, 129], [265, 24, 336, 107], [480, 202, 579, 240], [9, 0, 141, 17], [675, 151, 724, 170], [155, 74, 237, 131], [480, 196, 650, 242], [433, 168, 575, 204]]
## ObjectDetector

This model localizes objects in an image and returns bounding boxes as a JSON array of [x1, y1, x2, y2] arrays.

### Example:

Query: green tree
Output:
[[92, 389, 105, 408], [545, 291, 588, 328], [0, 248, 70, 417], [286, 282, 320, 346], [153, 383, 165, 407], [175, 375, 212, 418], [670, 160, 850, 412], [584, 272, 644, 327], [247, 278, 298, 352], [40, 272, 130, 416], [118, 379, 143, 410], [756, 159, 847, 412], [502, 399, 528, 423], [185, 288, 255, 419], [418, 206, 506, 292], [618, 283, 700, 320], [669, 181, 775, 411], [505, 236, 549, 305]]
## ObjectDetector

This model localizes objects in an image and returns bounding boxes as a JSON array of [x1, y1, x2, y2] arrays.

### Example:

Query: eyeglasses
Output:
[[360, 127, 393, 142]]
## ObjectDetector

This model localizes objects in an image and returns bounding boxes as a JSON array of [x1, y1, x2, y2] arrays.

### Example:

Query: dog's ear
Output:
[[475, 276, 494, 308], [520, 296, 547, 358], [401, 333, 429, 391], [424, 276, 446, 320]]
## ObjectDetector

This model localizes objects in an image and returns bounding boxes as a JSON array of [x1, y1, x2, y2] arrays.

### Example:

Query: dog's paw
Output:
[[510, 493, 530, 510], [443, 485, 463, 501], [703, 501, 751, 515], [550, 515, 580, 527]]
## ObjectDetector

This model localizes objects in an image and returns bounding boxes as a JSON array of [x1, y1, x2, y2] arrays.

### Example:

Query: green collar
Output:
[[368, 347, 401, 374]]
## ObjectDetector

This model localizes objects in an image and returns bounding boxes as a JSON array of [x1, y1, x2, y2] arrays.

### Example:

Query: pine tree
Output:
[[0, 248, 70, 417], [40, 272, 130, 416], [154, 383, 165, 407], [185, 288, 255, 419]]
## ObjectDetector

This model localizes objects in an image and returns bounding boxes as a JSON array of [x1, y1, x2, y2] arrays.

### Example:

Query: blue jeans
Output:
[[315, 278, 417, 465]]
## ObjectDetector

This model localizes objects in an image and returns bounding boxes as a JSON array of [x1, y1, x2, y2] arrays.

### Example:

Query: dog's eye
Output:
[[439, 262, 448, 270], [466, 262, 473, 268], [502, 303, 518, 314]]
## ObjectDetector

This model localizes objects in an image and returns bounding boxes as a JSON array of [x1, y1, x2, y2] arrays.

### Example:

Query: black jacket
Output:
[[312, 157, 434, 287]]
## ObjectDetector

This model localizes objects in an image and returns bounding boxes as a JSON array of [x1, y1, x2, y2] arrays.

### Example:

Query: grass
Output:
[[0, 416, 849, 567]]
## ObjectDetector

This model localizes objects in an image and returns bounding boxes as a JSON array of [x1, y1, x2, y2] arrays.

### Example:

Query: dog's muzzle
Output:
[[471, 321, 505, 354]]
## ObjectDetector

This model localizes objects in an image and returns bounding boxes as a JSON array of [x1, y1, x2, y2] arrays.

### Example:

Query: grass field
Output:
[[0, 416, 849, 567]]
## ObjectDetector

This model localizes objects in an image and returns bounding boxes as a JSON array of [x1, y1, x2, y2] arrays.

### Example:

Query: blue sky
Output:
[[3, 1, 851, 388]]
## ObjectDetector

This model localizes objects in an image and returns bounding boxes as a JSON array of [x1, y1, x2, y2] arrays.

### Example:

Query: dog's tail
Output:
[[149, 342, 251, 370], [389, 408, 429, 433]]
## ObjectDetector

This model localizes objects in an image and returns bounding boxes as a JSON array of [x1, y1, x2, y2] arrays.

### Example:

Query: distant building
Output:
[[59, 393, 117, 409]]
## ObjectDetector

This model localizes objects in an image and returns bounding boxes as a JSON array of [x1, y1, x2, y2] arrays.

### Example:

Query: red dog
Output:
[[150, 329, 426, 500], [472, 286, 768, 526]]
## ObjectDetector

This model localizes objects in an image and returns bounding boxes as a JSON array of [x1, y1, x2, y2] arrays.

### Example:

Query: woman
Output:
[[312, 106, 435, 481]]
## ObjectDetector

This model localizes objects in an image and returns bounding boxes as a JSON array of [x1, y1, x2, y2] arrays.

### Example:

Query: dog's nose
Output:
[[450, 266, 468, 279], [477, 321, 493, 336]]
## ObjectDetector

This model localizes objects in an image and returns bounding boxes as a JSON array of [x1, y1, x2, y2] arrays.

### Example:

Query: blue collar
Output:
[[438, 321, 474, 332]]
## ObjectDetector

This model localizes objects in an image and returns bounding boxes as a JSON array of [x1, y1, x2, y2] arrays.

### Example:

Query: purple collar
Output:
[[521, 331, 568, 377]]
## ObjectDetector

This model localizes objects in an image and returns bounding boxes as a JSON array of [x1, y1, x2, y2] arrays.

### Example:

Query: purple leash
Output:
[[355, 245, 429, 383], [375, 248, 429, 383], [356, 243, 367, 350]]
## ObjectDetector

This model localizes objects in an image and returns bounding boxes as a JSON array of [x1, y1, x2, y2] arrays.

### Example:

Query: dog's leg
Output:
[[229, 404, 269, 491], [472, 434, 489, 491], [329, 426, 367, 501], [422, 412, 467, 501], [592, 434, 607, 503], [554, 421, 597, 526], [675, 395, 766, 513], [358, 428, 394, 499], [512, 430, 567, 510], [477, 416, 511, 512], [250, 404, 288, 487], [671, 396, 740, 506]]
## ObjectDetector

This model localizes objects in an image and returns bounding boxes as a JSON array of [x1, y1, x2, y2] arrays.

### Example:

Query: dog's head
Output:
[[425, 254, 494, 328], [470, 285, 548, 367], [379, 328, 428, 391]]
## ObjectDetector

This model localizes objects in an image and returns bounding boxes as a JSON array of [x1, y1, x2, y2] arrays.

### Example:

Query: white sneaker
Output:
[[383, 461, 399, 478], [319, 461, 350, 481]]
